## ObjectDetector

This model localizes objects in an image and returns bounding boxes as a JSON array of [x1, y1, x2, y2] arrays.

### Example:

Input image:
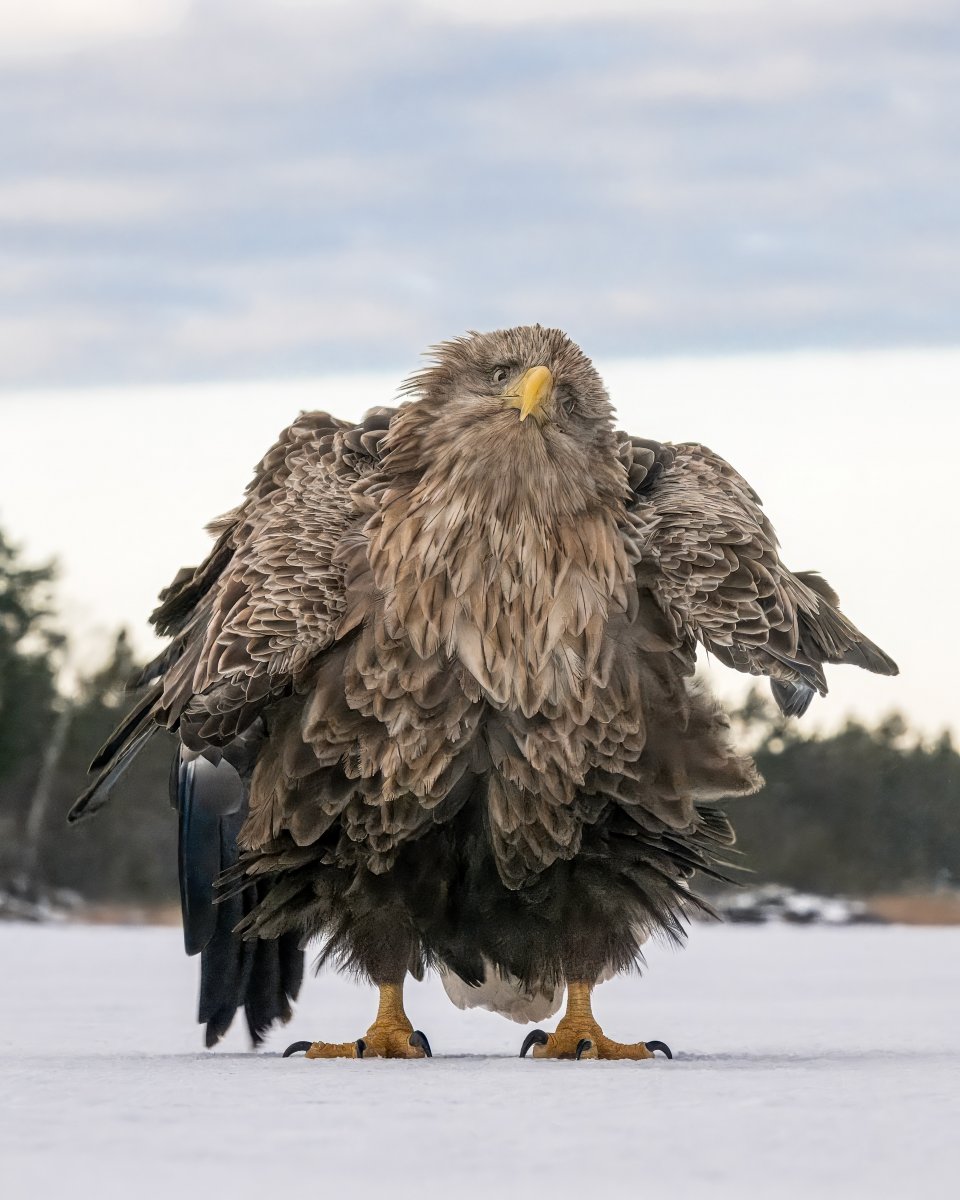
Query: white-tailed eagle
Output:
[[73, 326, 897, 1060]]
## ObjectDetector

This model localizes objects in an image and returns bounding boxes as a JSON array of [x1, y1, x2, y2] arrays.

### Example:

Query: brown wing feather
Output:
[[166, 407, 396, 741], [619, 437, 898, 715], [70, 407, 397, 821]]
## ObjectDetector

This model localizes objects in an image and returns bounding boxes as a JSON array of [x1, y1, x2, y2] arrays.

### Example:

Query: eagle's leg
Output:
[[293, 980, 431, 1060], [520, 981, 671, 1061]]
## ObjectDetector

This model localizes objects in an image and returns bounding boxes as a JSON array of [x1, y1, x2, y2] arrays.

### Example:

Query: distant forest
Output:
[[1, 522, 957, 905]]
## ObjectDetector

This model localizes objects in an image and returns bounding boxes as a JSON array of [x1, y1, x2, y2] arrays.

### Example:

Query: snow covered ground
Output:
[[2, 922, 957, 1200]]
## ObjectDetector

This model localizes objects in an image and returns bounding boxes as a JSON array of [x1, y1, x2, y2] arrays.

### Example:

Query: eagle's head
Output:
[[388, 325, 627, 523]]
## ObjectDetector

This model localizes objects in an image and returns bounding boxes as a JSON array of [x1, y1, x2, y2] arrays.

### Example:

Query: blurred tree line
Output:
[[0, 528, 176, 903], [727, 694, 959, 894], [0, 522, 956, 906]]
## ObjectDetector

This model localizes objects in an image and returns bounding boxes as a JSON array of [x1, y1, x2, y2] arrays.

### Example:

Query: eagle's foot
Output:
[[354, 1021, 431, 1059], [284, 982, 432, 1060], [519, 982, 672, 1061], [297, 1027, 430, 1059], [519, 1021, 663, 1060]]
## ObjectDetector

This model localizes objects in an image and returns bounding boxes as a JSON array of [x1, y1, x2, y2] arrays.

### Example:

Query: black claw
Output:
[[644, 1040, 673, 1059], [520, 1029, 549, 1057], [355, 1039, 366, 1059], [282, 1041, 313, 1058], [409, 1030, 433, 1057], [575, 1038, 593, 1059]]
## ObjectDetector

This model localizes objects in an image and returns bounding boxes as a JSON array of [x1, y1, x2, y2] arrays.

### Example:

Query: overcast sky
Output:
[[0, 3, 955, 737], [1, 0, 958, 387]]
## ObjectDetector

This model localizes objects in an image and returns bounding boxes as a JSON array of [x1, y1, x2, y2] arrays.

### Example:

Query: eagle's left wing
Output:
[[617, 436, 898, 716]]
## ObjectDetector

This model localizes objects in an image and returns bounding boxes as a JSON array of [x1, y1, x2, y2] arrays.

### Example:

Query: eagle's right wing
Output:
[[69, 406, 396, 822]]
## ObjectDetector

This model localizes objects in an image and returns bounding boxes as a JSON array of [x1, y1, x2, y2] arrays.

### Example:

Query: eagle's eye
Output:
[[556, 384, 576, 417], [491, 365, 509, 386]]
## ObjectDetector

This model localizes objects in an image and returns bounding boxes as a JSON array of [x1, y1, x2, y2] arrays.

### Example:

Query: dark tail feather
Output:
[[243, 929, 304, 1046], [175, 752, 303, 1047]]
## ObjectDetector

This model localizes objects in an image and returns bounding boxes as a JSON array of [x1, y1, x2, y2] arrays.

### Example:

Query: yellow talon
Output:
[[285, 982, 432, 1060], [520, 982, 670, 1061]]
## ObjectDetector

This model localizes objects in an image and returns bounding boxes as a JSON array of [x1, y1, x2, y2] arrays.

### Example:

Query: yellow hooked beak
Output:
[[503, 365, 553, 423]]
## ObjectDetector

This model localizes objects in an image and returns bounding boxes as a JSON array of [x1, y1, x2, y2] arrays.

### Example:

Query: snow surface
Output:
[[2, 922, 958, 1200]]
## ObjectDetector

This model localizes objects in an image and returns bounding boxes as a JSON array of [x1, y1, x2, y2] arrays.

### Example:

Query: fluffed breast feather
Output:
[[619, 437, 898, 715]]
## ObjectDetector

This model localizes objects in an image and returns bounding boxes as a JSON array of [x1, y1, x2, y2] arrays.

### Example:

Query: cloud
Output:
[[0, 0, 957, 387], [282, 0, 959, 30], [0, 1, 191, 60], [0, 176, 185, 224]]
